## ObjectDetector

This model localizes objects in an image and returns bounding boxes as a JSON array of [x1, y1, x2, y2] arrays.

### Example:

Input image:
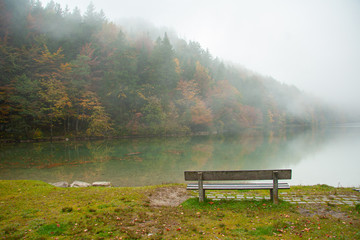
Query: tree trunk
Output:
[[76, 108, 80, 134], [50, 115, 53, 143], [64, 118, 66, 135], [67, 116, 70, 133]]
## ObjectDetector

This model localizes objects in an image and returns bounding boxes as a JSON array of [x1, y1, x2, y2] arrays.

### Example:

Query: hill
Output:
[[0, 0, 339, 140]]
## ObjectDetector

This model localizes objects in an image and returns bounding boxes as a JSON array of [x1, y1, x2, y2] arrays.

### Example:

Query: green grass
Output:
[[37, 223, 68, 236], [248, 225, 274, 236], [0, 180, 359, 239]]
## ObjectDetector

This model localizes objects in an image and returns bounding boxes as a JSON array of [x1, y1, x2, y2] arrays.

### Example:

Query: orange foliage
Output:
[[242, 105, 263, 126], [176, 79, 199, 101], [80, 43, 98, 67], [209, 79, 240, 99], [190, 99, 213, 126], [33, 44, 65, 79], [78, 91, 100, 119]]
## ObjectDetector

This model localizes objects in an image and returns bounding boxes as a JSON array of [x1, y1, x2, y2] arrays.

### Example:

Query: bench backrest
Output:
[[184, 169, 292, 181]]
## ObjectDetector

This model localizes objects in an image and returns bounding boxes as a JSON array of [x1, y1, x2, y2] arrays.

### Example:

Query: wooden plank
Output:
[[184, 169, 291, 181], [187, 186, 289, 190], [187, 183, 290, 190], [188, 183, 289, 187]]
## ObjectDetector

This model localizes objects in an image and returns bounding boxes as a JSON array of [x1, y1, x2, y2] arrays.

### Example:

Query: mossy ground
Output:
[[0, 180, 359, 239]]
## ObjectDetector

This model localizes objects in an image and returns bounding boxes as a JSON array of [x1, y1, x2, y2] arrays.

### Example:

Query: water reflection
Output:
[[1, 127, 359, 187]]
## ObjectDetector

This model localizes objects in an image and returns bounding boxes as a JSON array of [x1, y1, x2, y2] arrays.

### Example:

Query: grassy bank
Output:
[[0, 180, 359, 239]]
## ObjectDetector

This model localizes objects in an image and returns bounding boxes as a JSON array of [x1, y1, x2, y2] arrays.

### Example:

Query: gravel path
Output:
[[197, 191, 360, 206]]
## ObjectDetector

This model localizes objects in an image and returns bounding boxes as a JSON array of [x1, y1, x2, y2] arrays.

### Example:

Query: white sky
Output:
[[39, 0, 360, 113]]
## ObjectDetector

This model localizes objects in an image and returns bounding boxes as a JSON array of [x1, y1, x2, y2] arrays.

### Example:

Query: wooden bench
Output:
[[184, 169, 292, 204]]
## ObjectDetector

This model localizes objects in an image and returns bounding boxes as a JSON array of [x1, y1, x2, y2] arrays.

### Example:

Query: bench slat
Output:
[[184, 169, 291, 181], [187, 183, 290, 190]]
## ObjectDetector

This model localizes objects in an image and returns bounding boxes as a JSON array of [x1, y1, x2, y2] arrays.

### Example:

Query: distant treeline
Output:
[[0, 0, 338, 140]]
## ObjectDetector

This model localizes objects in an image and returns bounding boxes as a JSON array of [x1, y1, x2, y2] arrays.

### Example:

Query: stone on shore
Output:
[[92, 181, 111, 187], [50, 181, 69, 188], [70, 181, 91, 187]]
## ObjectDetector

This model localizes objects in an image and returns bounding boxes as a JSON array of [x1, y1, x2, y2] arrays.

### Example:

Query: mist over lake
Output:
[[1, 1, 360, 190], [1, 125, 359, 188]]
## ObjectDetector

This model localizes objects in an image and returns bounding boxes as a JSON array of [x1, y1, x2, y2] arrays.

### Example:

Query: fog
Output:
[[40, 0, 360, 116]]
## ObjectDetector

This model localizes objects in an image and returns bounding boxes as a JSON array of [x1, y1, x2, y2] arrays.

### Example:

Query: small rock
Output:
[[50, 181, 69, 188], [70, 181, 91, 187], [92, 181, 111, 187]]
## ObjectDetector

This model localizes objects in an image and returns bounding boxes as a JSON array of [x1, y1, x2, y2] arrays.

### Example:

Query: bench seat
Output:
[[187, 182, 290, 190]]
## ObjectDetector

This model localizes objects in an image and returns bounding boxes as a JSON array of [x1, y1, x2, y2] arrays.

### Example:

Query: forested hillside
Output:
[[0, 0, 336, 140]]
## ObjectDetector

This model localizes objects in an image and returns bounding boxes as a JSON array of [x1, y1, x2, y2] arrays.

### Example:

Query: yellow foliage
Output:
[[60, 63, 72, 72], [137, 91, 147, 100], [268, 110, 274, 123], [174, 58, 182, 74]]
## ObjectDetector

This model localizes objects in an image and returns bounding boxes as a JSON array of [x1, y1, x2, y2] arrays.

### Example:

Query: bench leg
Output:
[[199, 189, 205, 202], [271, 188, 279, 204], [198, 172, 205, 202], [273, 171, 279, 204], [273, 189, 278, 204]]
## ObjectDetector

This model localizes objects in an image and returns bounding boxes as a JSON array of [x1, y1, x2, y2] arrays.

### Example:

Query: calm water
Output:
[[1, 126, 359, 187]]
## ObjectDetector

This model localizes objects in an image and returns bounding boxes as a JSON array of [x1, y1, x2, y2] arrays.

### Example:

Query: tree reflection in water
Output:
[[1, 127, 359, 187]]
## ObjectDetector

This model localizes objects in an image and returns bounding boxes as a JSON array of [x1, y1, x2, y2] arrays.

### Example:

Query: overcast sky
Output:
[[39, 0, 360, 113]]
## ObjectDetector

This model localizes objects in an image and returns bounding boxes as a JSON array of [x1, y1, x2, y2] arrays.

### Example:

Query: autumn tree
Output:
[[190, 99, 213, 131], [194, 61, 213, 97], [77, 91, 113, 136], [38, 75, 70, 141], [86, 105, 113, 137]]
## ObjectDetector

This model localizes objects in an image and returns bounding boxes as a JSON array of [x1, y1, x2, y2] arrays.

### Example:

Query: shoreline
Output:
[[0, 125, 315, 144], [1, 179, 359, 190], [1, 178, 359, 189], [0, 132, 214, 144]]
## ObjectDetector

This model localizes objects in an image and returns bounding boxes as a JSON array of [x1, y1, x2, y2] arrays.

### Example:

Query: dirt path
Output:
[[149, 186, 192, 207]]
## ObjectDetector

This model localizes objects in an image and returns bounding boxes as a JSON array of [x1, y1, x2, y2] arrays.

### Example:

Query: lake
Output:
[[1, 125, 360, 188]]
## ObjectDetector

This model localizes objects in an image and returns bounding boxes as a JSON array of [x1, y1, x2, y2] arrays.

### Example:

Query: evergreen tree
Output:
[[150, 33, 179, 101]]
